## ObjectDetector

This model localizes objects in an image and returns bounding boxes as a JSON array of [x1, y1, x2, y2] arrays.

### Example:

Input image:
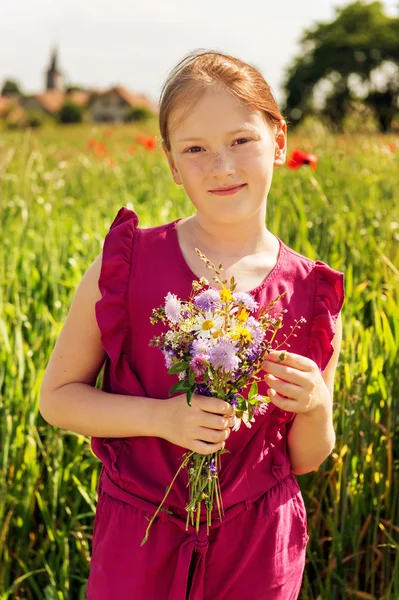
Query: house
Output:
[[0, 96, 14, 118], [20, 89, 91, 116], [87, 86, 157, 123], [0, 96, 26, 125], [1, 48, 158, 124]]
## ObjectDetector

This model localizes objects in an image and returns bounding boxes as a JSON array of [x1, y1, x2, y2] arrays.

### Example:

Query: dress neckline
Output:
[[170, 217, 286, 296]]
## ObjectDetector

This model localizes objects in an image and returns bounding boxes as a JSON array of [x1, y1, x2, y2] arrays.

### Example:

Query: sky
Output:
[[0, 0, 397, 106]]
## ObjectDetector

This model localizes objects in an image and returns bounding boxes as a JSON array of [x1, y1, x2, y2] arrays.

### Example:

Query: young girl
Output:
[[40, 49, 345, 599]]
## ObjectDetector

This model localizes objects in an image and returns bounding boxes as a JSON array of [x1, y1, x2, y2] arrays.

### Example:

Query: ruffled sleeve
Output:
[[307, 260, 345, 373], [95, 207, 139, 379]]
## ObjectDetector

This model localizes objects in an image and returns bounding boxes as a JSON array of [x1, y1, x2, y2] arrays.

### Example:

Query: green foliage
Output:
[[283, 1, 399, 131], [65, 84, 86, 93], [58, 100, 83, 124], [127, 106, 154, 122], [26, 111, 43, 129], [365, 87, 399, 132], [1, 78, 24, 97]]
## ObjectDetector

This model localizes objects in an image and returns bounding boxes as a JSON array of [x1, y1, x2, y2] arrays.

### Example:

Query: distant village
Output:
[[0, 47, 158, 127]]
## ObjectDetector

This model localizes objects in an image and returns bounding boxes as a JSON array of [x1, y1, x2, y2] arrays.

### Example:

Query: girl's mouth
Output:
[[209, 184, 246, 196]]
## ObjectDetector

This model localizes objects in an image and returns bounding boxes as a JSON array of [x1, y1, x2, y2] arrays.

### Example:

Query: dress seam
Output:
[[126, 225, 141, 367]]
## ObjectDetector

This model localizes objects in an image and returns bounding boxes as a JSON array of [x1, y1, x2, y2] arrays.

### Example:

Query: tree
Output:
[[127, 106, 154, 122], [1, 79, 24, 97], [65, 84, 86, 93], [283, 1, 399, 132], [58, 100, 83, 124]]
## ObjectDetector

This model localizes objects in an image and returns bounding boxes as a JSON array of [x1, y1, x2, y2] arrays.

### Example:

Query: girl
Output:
[[40, 49, 345, 599]]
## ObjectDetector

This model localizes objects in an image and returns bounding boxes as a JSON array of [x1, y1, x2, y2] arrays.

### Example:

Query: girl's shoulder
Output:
[[279, 237, 344, 285], [106, 206, 174, 238]]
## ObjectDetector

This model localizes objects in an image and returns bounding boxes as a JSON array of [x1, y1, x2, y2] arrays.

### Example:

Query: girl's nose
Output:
[[209, 151, 236, 177]]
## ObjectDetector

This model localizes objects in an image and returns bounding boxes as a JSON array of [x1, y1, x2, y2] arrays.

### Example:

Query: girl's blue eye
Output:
[[186, 138, 250, 153]]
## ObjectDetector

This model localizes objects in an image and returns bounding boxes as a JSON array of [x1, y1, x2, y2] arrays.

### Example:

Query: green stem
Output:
[[196, 500, 201, 533], [141, 451, 194, 545]]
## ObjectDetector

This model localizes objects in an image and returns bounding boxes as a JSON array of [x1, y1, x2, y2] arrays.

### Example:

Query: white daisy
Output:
[[192, 310, 224, 340]]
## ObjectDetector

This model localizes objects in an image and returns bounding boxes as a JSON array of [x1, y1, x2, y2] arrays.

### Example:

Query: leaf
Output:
[[233, 394, 246, 409], [186, 384, 196, 407], [168, 380, 191, 395], [249, 381, 258, 398], [168, 361, 190, 374], [188, 369, 195, 385]]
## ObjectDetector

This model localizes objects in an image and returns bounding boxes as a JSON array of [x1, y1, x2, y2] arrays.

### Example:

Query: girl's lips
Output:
[[209, 184, 246, 196]]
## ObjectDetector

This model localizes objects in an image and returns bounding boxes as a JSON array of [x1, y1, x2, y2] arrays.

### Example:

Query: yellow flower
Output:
[[212, 331, 223, 339], [220, 286, 233, 303], [238, 308, 249, 322], [231, 325, 253, 342], [202, 320, 214, 331]]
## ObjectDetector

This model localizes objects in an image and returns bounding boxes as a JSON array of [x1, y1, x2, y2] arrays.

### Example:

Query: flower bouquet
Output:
[[141, 249, 305, 545]]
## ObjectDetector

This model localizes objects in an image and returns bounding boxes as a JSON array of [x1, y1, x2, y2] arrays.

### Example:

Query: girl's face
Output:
[[162, 86, 286, 226]]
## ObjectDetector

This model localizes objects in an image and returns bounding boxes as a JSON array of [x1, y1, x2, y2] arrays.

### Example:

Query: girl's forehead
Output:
[[169, 91, 266, 139]]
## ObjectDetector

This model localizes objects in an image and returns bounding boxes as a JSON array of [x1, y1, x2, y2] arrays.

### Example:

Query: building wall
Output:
[[20, 98, 47, 113], [89, 93, 131, 122]]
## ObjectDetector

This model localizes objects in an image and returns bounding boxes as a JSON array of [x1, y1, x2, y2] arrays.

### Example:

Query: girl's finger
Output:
[[264, 373, 302, 400], [268, 389, 299, 412]]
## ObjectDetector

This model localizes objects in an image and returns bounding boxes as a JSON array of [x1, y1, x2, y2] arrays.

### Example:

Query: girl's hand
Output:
[[261, 350, 331, 415], [159, 394, 235, 455]]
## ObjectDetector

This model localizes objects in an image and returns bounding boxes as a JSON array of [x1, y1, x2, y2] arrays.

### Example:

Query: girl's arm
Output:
[[39, 255, 234, 452], [286, 312, 342, 474], [39, 254, 164, 438]]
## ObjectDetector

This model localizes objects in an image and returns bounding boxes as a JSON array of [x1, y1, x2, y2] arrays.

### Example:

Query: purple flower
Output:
[[230, 394, 240, 407], [164, 292, 182, 323], [208, 338, 240, 373], [234, 292, 259, 313], [247, 348, 262, 361], [194, 289, 221, 311], [162, 349, 174, 369], [191, 338, 211, 357], [209, 458, 217, 473], [246, 317, 264, 345], [196, 384, 212, 396]]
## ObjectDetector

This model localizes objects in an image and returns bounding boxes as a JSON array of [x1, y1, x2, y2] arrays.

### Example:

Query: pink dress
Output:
[[86, 207, 345, 599]]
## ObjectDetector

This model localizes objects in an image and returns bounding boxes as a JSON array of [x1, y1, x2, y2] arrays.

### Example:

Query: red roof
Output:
[[88, 86, 157, 112], [0, 96, 15, 117]]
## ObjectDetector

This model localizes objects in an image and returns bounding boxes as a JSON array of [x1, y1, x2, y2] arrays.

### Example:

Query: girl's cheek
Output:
[[178, 156, 207, 176]]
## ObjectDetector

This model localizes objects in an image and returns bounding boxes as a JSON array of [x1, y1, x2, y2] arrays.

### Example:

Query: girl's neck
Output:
[[184, 212, 275, 259]]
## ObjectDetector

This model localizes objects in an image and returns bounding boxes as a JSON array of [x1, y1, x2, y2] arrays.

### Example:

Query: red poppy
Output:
[[104, 129, 113, 139], [385, 143, 396, 153], [287, 149, 318, 170], [144, 138, 156, 150], [87, 138, 97, 148], [94, 142, 107, 156], [136, 135, 157, 150], [105, 158, 116, 168], [127, 145, 137, 154]]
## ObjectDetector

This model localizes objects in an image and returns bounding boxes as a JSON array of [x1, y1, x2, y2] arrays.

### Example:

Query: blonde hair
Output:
[[159, 48, 284, 152]]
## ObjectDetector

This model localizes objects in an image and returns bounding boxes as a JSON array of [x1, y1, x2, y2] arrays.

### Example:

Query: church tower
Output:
[[46, 47, 64, 91]]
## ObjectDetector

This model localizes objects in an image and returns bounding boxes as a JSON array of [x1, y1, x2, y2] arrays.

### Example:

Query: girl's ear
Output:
[[162, 142, 182, 185], [273, 120, 287, 167]]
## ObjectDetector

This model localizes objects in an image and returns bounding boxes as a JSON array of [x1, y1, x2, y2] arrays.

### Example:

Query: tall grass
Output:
[[0, 122, 398, 599]]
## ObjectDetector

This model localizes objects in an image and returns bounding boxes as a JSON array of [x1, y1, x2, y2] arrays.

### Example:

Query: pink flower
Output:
[[190, 353, 208, 381]]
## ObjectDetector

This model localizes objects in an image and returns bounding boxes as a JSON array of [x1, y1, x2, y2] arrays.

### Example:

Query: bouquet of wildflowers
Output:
[[141, 249, 306, 545]]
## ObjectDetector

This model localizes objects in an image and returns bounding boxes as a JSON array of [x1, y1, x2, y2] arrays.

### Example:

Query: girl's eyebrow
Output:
[[176, 128, 257, 143]]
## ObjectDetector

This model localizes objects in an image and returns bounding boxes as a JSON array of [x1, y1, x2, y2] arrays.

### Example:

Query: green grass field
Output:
[[0, 121, 398, 599]]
